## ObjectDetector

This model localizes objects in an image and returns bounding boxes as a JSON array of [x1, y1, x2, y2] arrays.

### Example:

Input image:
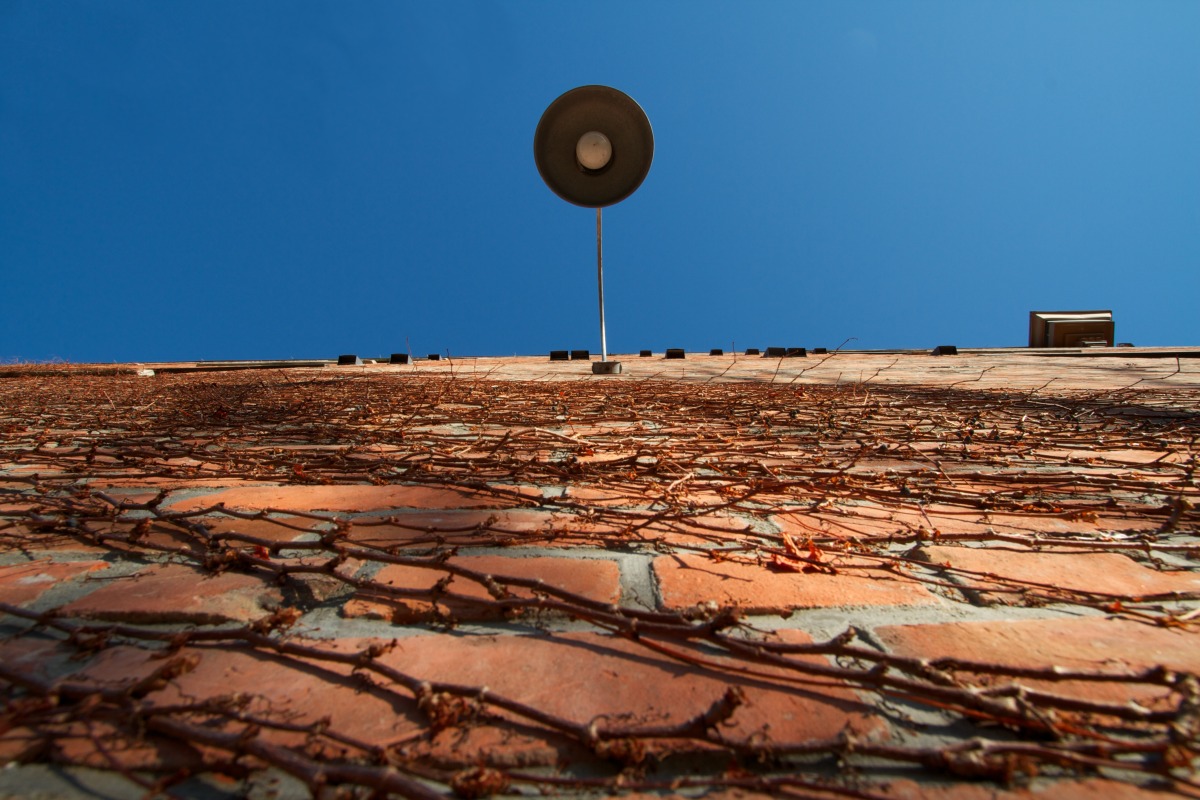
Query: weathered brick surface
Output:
[[913, 544, 1200, 601], [198, 515, 327, 544], [343, 554, 622, 622], [654, 552, 940, 613], [68, 630, 881, 769], [81, 642, 421, 755], [59, 563, 282, 624], [0, 560, 109, 606], [0, 726, 44, 765], [341, 509, 581, 548], [338, 509, 749, 549], [6, 721, 203, 773], [166, 484, 522, 513], [880, 778, 1183, 799], [774, 502, 1163, 540], [371, 630, 883, 753], [874, 616, 1200, 707], [1, 352, 1197, 797]]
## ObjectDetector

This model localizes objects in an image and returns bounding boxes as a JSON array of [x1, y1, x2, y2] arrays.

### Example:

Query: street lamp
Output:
[[534, 86, 654, 375]]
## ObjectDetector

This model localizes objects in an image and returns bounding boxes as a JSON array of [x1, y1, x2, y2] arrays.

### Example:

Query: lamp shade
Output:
[[534, 85, 654, 208]]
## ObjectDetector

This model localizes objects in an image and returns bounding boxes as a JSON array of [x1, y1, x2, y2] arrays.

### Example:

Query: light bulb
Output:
[[576, 131, 612, 171]]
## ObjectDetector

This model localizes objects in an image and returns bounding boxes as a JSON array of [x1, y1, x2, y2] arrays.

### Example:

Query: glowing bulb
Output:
[[576, 131, 612, 171]]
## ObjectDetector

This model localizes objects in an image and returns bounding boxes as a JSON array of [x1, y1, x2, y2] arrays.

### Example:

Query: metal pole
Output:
[[596, 206, 608, 362]]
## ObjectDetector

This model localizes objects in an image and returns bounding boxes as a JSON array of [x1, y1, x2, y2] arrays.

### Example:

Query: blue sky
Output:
[[2, 2, 1197, 362]]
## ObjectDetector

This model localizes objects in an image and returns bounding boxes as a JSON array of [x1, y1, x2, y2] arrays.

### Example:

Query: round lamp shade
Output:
[[534, 85, 654, 208]]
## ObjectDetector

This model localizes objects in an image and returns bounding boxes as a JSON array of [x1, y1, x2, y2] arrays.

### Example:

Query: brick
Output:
[[83, 519, 194, 550], [558, 485, 642, 505], [0, 497, 47, 513], [166, 484, 523, 513], [343, 555, 621, 622], [76, 512, 320, 551], [342, 509, 568, 549], [96, 478, 288, 489], [773, 501, 1162, 542], [88, 489, 164, 506], [0, 523, 113, 554], [880, 777, 1182, 799], [338, 509, 751, 549], [0, 560, 110, 607], [199, 516, 326, 544], [34, 720, 202, 772], [59, 563, 282, 624], [1031, 448, 1183, 466], [80, 642, 418, 755], [653, 553, 939, 614], [74, 631, 881, 768], [0, 726, 46, 764], [874, 616, 1200, 708], [379, 631, 883, 755], [0, 637, 71, 682], [0, 639, 206, 771], [913, 544, 1200, 601]]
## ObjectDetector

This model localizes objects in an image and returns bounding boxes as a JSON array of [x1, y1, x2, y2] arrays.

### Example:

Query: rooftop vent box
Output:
[[1029, 310, 1114, 348]]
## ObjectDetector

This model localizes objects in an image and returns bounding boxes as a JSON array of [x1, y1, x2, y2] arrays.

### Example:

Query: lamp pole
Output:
[[533, 86, 652, 376], [596, 207, 607, 363]]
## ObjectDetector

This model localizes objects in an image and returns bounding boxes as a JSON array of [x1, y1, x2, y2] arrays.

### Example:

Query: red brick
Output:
[[774, 502, 1161, 542], [558, 485, 641, 505], [78, 641, 562, 769], [166, 484, 523, 513], [338, 509, 743, 549], [914, 544, 1200, 600], [654, 553, 939, 614], [0, 726, 46, 764], [70, 629, 881, 768], [1032, 447, 1182, 466], [39, 720, 203, 772], [97, 478, 288, 489], [200, 516, 326, 544], [881, 777, 1182, 799], [0, 522, 115, 554], [82, 519, 194, 550], [875, 616, 1200, 708], [59, 563, 282, 624], [88, 515, 318, 552], [80, 641, 419, 754], [379, 630, 882, 756], [0, 498, 45, 513], [342, 509, 569, 549], [343, 555, 621, 622], [89, 489, 164, 506], [0, 637, 70, 681], [0, 560, 110, 607], [0, 639, 206, 771]]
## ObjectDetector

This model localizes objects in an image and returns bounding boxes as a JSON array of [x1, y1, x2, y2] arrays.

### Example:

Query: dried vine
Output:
[[1, 365, 1198, 797]]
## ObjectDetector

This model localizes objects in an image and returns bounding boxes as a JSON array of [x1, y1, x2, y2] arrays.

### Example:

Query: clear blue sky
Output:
[[3, 2, 1197, 362]]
